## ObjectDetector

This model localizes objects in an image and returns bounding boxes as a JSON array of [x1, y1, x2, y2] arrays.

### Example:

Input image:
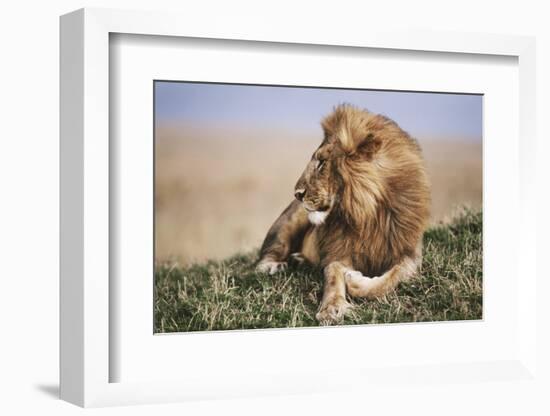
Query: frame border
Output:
[[60, 7, 537, 407]]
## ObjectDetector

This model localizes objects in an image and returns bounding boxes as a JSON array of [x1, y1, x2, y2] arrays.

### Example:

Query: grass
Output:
[[154, 209, 482, 333]]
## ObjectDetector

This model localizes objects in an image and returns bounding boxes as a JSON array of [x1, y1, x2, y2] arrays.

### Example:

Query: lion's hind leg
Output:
[[257, 200, 310, 275], [344, 255, 420, 299]]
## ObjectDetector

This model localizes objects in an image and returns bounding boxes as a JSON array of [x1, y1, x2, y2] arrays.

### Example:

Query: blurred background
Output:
[[155, 82, 482, 264]]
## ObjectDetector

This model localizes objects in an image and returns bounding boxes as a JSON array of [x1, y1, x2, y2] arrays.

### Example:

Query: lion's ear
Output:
[[354, 134, 381, 160]]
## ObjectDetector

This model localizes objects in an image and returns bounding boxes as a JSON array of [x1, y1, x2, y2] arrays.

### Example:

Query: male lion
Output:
[[257, 104, 431, 324]]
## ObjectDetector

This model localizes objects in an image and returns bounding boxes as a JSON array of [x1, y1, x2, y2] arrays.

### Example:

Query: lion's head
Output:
[[295, 104, 405, 228]]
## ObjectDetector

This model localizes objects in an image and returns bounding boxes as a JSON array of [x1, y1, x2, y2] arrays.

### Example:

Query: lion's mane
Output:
[[317, 105, 431, 277]]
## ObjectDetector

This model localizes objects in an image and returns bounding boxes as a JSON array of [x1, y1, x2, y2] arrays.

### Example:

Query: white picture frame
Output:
[[60, 7, 538, 408]]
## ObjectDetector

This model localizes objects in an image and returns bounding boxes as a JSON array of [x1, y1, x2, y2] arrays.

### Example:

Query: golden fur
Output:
[[257, 104, 431, 323]]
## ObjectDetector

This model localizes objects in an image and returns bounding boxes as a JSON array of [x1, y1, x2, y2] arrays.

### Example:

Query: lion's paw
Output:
[[316, 297, 352, 325], [344, 269, 364, 280], [256, 259, 287, 275], [345, 270, 380, 287]]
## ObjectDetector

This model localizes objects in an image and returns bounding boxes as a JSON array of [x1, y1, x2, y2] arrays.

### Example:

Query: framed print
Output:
[[60, 8, 539, 408]]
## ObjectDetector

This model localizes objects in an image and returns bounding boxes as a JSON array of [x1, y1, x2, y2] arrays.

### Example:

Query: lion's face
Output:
[[294, 142, 339, 225]]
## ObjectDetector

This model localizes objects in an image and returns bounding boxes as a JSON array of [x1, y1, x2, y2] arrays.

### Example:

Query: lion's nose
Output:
[[294, 189, 306, 202]]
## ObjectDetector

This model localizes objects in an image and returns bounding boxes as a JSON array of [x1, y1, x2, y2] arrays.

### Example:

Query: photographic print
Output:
[[154, 82, 482, 332]]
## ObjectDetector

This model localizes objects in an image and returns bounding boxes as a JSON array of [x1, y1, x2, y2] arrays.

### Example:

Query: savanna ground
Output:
[[154, 124, 483, 332], [155, 209, 482, 332]]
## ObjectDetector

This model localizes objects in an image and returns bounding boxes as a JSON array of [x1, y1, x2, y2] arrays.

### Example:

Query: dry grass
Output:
[[154, 209, 482, 332]]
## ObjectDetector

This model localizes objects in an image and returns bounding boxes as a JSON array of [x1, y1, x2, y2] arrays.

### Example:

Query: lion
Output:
[[256, 104, 431, 324]]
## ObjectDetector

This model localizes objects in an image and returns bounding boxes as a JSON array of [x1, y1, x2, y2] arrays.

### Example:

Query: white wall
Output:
[[1, 1, 548, 415]]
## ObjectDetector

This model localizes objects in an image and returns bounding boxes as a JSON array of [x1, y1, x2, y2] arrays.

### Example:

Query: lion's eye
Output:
[[316, 159, 326, 171]]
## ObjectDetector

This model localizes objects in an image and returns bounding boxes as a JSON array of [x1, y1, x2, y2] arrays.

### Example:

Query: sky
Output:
[[155, 81, 482, 141]]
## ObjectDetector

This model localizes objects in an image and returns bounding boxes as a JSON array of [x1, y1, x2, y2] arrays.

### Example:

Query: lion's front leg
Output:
[[257, 200, 310, 275], [316, 261, 353, 324]]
